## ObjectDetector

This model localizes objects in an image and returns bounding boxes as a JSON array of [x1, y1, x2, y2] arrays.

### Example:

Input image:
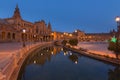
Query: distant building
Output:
[[0, 5, 53, 42], [85, 33, 111, 41], [73, 29, 85, 41], [73, 29, 112, 41]]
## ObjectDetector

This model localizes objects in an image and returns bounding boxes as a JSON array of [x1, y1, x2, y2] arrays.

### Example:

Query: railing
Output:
[[0, 42, 52, 80]]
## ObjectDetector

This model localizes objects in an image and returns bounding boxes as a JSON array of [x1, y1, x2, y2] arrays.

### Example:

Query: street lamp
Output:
[[115, 16, 120, 23], [34, 35, 36, 44], [115, 16, 120, 38], [75, 30, 77, 33], [22, 29, 26, 47]]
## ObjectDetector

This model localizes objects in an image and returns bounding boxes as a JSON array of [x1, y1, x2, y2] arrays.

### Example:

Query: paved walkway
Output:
[[78, 42, 119, 59], [0, 42, 33, 71]]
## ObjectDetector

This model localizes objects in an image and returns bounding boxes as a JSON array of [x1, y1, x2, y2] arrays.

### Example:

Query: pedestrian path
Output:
[[78, 42, 119, 59], [0, 42, 38, 80]]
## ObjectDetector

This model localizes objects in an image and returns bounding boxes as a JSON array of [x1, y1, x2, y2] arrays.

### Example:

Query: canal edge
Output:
[[64, 46, 120, 65], [9, 42, 52, 80]]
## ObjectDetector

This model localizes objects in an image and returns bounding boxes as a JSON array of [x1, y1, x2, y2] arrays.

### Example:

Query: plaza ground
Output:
[[78, 42, 116, 58], [0, 42, 32, 71]]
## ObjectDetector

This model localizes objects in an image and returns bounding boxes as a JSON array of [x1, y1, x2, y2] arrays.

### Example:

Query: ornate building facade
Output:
[[0, 5, 53, 42]]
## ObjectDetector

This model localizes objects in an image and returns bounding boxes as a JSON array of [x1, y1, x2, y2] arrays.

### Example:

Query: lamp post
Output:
[[34, 34, 36, 44], [22, 29, 26, 47], [115, 16, 120, 58], [75, 30, 77, 33], [115, 16, 120, 39]]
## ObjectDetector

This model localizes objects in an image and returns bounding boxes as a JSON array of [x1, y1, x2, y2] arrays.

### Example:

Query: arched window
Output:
[[7, 32, 11, 39], [12, 33, 15, 40], [2, 32, 5, 40], [36, 26, 39, 33]]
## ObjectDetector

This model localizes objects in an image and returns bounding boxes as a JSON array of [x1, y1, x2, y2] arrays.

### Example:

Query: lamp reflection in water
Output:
[[61, 48, 63, 51], [41, 53, 43, 56], [75, 61, 78, 64], [51, 51, 54, 55]]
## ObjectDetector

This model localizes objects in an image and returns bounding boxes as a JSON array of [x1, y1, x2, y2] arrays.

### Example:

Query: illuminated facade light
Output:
[[69, 34, 72, 37], [66, 33, 68, 36], [34, 60, 36, 64], [22, 29, 26, 33], [41, 53, 43, 55], [51, 33, 54, 35], [34, 35, 36, 37], [61, 35, 63, 37]]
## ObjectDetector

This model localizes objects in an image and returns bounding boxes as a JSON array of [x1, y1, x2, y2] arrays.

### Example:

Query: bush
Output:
[[108, 39, 120, 53], [62, 40, 67, 46], [69, 38, 78, 46]]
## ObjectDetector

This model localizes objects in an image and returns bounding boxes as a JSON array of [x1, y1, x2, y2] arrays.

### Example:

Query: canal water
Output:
[[18, 46, 120, 80]]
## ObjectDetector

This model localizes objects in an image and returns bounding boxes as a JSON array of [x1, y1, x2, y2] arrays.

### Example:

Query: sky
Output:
[[0, 0, 120, 33]]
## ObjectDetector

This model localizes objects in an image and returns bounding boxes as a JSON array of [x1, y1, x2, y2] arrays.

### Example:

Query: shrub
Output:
[[61, 40, 67, 46], [69, 38, 78, 46]]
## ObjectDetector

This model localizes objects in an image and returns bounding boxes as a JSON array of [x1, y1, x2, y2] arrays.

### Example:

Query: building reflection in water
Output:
[[18, 46, 120, 80], [24, 46, 62, 66], [108, 66, 120, 80], [68, 54, 78, 64]]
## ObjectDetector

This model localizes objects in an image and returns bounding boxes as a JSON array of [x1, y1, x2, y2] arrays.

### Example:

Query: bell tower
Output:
[[13, 4, 21, 19]]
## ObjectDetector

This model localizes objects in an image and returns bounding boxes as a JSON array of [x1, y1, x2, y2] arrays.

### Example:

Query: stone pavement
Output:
[[78, 42, 118, 58], [0, 42, 32, 71], [0, 42, 37, 80]]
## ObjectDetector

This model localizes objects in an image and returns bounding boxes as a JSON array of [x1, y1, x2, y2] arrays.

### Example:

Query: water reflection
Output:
[[68, 54, 78, 64], [18, 46, 120, 80], [20, 46, 62, 67], [108, 66, 120, 80]]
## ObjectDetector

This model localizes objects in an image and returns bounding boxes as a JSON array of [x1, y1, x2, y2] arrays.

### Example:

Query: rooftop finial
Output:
[[12, 4, 21, 19]]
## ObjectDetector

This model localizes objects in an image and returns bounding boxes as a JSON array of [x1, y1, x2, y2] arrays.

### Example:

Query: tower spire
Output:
[[48, 22, 52, 31], [13, 4, 21, 19]]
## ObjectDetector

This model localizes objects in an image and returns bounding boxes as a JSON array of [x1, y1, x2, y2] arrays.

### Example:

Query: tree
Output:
[[61, 40, 67, 46], [108, 38, 120, 58], [68, 54, 78, 63], [108, 66, 120, 80], [108, 41, 116, 51], [69, 38, 78, 46]]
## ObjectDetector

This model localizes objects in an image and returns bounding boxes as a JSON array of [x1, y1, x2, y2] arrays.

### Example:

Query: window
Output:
[[36, 26, 39, 33], [2, 32, 5, 40], [12, 33, 15, 40], [7, 32, 11, 39]]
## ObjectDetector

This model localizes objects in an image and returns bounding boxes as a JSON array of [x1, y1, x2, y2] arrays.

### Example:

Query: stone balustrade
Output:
[[0, 42, 51, 80]]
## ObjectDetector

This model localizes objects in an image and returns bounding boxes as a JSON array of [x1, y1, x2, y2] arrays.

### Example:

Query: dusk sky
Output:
[[0, 0, 120, 33]]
